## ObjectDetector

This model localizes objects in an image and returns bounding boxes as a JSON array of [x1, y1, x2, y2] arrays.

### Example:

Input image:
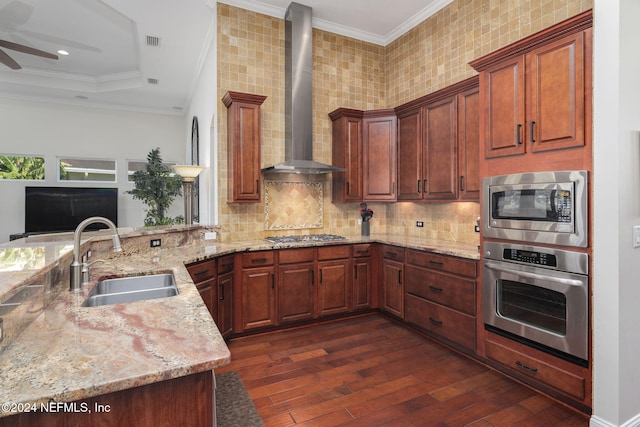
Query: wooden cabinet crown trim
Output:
[[329, 107, 365, 121], [222, 90, 267, 107], [469, 9, 592, 71]]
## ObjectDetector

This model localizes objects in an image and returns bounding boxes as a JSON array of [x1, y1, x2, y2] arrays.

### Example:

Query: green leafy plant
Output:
[[126, 148, 183, 226]]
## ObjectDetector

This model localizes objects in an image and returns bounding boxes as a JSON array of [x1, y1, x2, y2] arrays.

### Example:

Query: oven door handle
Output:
[[483, 261, 585, 287]]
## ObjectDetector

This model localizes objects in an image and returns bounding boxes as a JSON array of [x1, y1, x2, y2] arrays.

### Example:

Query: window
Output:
[[58, 158, 116, 182], [127, 160, 176, 182], [0, 155, 45, 180]]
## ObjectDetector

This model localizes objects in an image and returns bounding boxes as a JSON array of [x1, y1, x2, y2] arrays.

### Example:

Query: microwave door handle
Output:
[[483, 261, 585, 287]]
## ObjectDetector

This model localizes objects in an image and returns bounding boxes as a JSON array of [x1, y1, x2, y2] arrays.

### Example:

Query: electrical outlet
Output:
[[150, 239, 162, 248], [416, 221, 424, 228], [204, 231, 217, 240]]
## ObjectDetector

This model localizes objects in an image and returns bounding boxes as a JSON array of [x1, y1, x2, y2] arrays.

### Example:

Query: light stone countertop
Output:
[[0, 229, 478, 418]]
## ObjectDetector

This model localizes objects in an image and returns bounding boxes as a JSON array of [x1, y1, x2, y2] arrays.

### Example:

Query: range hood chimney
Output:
[[261, 2, 344, 174]]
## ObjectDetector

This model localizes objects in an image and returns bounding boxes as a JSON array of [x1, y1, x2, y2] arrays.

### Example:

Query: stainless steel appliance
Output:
[[483, 241, 589, 365], [482, 170, 588, 247]]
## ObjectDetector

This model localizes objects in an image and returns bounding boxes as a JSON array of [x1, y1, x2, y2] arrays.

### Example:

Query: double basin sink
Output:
[[83, 273, 179, 307]]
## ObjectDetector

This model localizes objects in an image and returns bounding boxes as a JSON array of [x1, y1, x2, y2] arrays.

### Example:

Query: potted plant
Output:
[[127, 148, 183, 226]]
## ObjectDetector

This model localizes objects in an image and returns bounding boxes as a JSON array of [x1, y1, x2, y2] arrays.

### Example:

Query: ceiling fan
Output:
[[0, 39, 58, 70]]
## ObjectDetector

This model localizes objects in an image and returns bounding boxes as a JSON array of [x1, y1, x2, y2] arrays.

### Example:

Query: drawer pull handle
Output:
[[428, 260, 443, 267], [357, 249, 369, 254], [222, 262, 234, 269], [385, 252, 397, 258], [515, 360, 538, 373], [193, 270, 210, 277], [428, 285, 443, 293], [252, 258, 268, 263], [429, 317, 442, 326], [516, 123, 523, 145]]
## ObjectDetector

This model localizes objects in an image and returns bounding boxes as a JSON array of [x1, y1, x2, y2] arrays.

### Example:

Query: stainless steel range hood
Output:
[[261, 2, 344, 174]]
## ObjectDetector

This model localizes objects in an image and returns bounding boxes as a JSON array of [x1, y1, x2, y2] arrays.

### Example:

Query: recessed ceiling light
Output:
[[57, 50, 70, 56]]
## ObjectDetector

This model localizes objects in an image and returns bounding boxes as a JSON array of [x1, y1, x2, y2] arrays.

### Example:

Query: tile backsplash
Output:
[[216, 0, 592, 243]]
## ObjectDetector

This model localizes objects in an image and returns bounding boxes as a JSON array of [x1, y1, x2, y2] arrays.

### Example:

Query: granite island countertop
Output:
[[0, 229, 478, 417]]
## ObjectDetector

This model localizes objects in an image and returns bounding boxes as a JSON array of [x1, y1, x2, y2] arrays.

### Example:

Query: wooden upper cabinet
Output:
[[479, 56, 525, 158], [423, 96, 457, 200], [458, 86, 480, 200], [396, 76, 479, 202], [527, 32, 584, 153], [363, 110, 397, 201], [330, 108, 364, 202], [223, 91, 267, 203], [396, 107, 423, 200], [470, 10, 592, 162]]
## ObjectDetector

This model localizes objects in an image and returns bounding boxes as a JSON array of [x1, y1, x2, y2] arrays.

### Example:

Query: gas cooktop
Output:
[[265, 234, 346, 244]]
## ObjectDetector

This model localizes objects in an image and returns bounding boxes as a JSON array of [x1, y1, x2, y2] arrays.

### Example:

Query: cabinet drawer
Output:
[[406, 250, 476, 278], [405, 265, 476, 315], [242, 251, 275, 268], [318, 245, 350, 260], [352, 244, 372, 258], [485, 339, 585, 400], [186, 259, 216, 283], [382, 246, 405, 262], [217, 255, 234, 274], [405, 294, 475, 350], [279, 248, 315, 264]]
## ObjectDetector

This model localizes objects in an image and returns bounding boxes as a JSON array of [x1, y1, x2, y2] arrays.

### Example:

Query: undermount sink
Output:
[[82, 273, 179, 307]]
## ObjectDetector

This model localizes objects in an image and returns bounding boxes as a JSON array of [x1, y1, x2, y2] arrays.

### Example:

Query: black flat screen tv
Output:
[[25, 187, 118, 234]]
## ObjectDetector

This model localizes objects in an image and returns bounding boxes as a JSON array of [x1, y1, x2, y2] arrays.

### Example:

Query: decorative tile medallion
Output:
[[265, 181, 323, 230]]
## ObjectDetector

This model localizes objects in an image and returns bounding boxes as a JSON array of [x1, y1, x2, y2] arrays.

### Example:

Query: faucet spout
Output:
[[70, 217, 122, 292]]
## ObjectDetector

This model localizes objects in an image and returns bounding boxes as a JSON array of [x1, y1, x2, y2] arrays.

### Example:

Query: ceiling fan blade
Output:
[[0, 40, 58, 60], [0, 48, 21, 70]]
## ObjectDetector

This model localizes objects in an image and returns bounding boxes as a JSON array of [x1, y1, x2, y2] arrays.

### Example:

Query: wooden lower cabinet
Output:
[[0, 371, 214, 427], [405, 294, 475, 350], [217, 271, 233, 337], [352, 244, 372, 311], [317, 259, 351, 317], [240, 265, 276, 331], [278, 261, 315, 323], [484, 332, 591, 411], [382, 258, 404, 318], [403, 250, 477, 352]]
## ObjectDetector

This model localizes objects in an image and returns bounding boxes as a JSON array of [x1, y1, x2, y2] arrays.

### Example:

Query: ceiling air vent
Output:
[[146, 35, 160, 47], [147, 78, 159, 85]]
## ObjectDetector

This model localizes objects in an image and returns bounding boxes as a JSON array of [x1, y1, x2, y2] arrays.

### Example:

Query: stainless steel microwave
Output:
[[482, 171, 588, 247]]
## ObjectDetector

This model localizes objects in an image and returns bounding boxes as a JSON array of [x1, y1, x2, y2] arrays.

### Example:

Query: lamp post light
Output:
[[171, 165, 205, 225]]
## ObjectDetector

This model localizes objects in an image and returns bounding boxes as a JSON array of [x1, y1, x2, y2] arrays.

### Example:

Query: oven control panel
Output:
[[502, 249, 557, 267]]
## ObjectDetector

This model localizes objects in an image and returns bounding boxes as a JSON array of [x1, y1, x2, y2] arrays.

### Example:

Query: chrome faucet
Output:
[[70, 217, 122, 292]]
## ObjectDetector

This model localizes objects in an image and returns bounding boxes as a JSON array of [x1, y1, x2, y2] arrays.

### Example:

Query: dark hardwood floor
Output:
[[215, 314, 589, 426]]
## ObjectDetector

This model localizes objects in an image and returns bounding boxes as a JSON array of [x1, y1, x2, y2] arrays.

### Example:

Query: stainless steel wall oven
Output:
[[483, 241, 589, 366]]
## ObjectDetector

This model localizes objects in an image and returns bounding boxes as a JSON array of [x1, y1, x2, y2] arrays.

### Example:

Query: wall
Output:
[[592, 0, 640, 425], [215, 0, 591, 244], [0, 98, 184, 242]]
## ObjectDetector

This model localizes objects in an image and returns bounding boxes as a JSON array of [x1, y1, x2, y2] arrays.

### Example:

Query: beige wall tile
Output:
[[216, 0, 592, 243]]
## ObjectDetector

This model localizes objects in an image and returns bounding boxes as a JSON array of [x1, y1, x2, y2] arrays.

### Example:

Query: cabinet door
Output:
[[330, 110, 364, 202], [197, 277, 216, 318], [397, 108, 423, 200], [217, 271, 233, 338], [318, 259, 351, 317], [353, 257, 371, 310], [382, 259, 404, 318], [457, 87, 480, 201], [240, 266, 276, 330], [363, 114, 397, 201], [424, 96, 457, 200], [223, 92, 266, 203], [481, 56, 526, 158], [278, 262, 315, 323], [527, 31, 585, 153]]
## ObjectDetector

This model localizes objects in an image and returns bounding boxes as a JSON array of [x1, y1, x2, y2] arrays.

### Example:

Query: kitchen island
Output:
[[0, 226, 478, 425]]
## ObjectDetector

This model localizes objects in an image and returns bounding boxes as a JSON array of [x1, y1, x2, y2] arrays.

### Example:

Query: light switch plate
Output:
[[633, 225, 640, 248]]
